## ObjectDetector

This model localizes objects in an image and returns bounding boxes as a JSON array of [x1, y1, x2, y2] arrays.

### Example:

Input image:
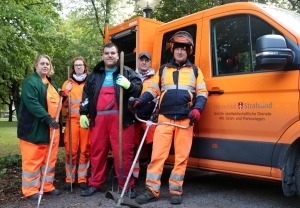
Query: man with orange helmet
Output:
[[133, 31, 208, 205]]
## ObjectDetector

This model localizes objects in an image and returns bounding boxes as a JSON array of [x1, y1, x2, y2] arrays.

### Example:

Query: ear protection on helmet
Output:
[[170, 31, 194, 55]]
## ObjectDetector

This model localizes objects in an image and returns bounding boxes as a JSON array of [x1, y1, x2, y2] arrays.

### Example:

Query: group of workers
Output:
[[17, 31, 208, 205]]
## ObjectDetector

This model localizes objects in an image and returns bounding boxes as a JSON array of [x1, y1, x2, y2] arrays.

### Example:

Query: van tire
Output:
[[282, 164, 297, 197], [295, 160, 300, 196]]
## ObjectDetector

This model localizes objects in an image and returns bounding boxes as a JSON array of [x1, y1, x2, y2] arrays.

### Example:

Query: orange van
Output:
[[105, 2, 300, 196]]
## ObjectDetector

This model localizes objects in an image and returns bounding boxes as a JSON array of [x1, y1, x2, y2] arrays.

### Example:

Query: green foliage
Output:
[[153, 0, 221, 22], [0, 154, 21, 177]]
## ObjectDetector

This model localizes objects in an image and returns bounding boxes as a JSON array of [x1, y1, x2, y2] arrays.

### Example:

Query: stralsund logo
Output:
[[238, 102, 243, 109]]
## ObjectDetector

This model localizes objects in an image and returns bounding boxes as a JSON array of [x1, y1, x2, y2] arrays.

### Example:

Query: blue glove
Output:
[[80, 115, 89, 128], [116, 74, 131, 90]]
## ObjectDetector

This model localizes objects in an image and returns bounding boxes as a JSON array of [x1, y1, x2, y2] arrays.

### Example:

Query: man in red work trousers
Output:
[[79, 43, 142, 198], [133, 31, 208, 205]]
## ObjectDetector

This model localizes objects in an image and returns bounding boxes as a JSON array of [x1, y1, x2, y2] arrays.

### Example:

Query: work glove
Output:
[[80, 115, 89, 129], [188, 108, 201, 125], [45, 116, 59, 129], [116, 74, 131, 90], [128, 97, 142, 113]]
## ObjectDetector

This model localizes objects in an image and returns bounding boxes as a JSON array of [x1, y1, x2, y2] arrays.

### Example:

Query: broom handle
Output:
[[119, 51, 124, 177]]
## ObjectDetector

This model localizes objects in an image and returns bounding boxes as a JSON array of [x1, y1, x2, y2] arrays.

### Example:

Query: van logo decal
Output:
[[238, 102, 243, 109]]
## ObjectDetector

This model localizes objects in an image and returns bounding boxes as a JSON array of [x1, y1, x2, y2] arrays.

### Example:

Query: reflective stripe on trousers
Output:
[[64, 117, 90, 183], [145, 115, 193, 196], [19, 128, 60, 197]]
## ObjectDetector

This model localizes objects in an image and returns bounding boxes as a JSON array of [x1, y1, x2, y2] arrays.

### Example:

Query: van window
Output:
[[160, 25, 197, 65], [211, 15, 281, 76]]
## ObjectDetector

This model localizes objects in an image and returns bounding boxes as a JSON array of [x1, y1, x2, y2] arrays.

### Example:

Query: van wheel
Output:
[[295, 160, 300, 195], [282, 164, 297, 196]]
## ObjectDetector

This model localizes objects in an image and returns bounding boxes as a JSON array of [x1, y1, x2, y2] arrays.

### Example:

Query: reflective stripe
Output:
[[41, 166, 55, 174], [65, 163, 76, 179], [197, 92, 208, 98], [22, 169, 40, 179], [150, 82, 160, 91], [169, 183, 182, 192], [78, 161, 90, 178], [22, 178, 40, 187], [169, 173, 184, 192], [161, 85, 195, 92], [70, 108, 79, 114], [132, 162, 140, 178], [78, 171, 86, 178], [196, 83, 206, 90], [170, 173, 184, 181], [147, 182, 160, 192], [78, 162, 88, 170], [146, 172, 161, 181], [97, 110, 118, 115], [45, 175, 54, 182], [70, 98, 81, 104]]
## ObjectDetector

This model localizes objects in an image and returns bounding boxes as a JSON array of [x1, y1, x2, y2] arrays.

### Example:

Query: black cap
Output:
[[138, 52, 151, 60]]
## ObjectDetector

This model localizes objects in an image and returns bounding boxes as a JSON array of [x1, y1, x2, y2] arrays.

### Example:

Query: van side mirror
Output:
[[255, 34, 293, 70]]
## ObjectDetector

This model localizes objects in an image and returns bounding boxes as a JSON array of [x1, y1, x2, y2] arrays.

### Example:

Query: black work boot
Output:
[[170, 194, 182, 205], [135, 188, 158, 204], [63, 182, 74, 190], [79, 182, 88, 190], [45, 189, 61, 196], [80, 186, 101, 197], [119, 187, 138, 199]]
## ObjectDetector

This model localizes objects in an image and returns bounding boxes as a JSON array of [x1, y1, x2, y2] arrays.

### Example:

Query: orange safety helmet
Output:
[[170, 31, 194, 55]]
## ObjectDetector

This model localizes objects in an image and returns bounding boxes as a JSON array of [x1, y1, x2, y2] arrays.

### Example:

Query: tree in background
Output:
[[152, 0, 300, 23], [0, 0, 64, 121], [0, 0, 299, 121]]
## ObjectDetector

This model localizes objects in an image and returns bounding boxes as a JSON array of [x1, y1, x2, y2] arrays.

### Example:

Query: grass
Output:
[[0, 119, 20, 158], [0, 119, 66, 159]]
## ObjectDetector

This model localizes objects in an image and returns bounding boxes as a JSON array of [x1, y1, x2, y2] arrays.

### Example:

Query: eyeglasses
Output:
[[74, 64, 84, 67]]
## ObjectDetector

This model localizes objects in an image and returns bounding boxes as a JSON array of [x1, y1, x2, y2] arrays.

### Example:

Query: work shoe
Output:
[[45, 189, 61, 196], [79, 182, 88, 190], [119, 187, 138, 199], [170, 194, 182, 205], [28, 193, 39, 200], [135, 188, 157, 204], [63, 182, 75, 190], [80, 186, 101, 197]]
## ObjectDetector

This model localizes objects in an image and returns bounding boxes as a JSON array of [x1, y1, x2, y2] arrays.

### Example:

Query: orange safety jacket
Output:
[[62, 77, 90, 184], [146, 60, 208, 119]]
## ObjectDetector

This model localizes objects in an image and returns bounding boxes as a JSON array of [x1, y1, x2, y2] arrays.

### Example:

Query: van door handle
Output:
[[208, 90, 224, 95]]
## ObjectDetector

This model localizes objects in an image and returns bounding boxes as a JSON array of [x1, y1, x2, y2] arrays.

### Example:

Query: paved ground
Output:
[[2, 163, 300, 208]]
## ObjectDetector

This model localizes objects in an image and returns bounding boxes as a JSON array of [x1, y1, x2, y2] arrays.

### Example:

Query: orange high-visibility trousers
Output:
[[20, 128, 60, 197], [64, 117, 90, 183], [145, 115, 193, 197]]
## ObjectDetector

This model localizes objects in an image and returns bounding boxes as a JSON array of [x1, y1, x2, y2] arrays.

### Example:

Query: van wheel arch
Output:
[[281, 139, 300, 196]]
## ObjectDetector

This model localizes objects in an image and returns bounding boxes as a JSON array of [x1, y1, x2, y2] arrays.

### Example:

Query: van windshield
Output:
[[261, 5, 300, 35]]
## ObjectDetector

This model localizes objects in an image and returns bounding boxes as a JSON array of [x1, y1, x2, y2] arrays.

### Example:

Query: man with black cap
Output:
[[132, 52, 157, 180], [132, 31, 208, 205]]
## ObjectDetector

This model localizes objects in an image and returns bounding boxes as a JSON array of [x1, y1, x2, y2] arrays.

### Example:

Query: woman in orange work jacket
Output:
[[62, 57, 90, 190], [17, 54, 62, 200]]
